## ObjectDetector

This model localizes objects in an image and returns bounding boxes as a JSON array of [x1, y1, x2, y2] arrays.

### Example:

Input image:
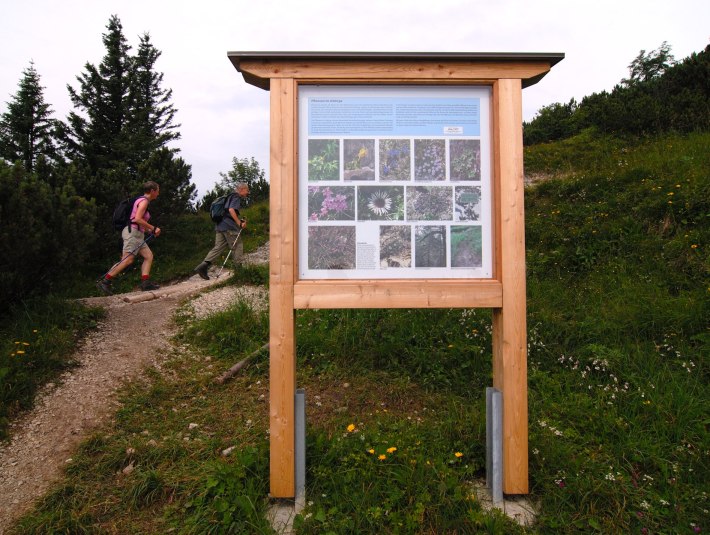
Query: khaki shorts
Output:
[[122, 227, 150, 255]]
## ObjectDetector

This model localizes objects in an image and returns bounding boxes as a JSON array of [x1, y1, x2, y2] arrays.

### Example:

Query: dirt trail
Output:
[[0, 271, 235, 533]]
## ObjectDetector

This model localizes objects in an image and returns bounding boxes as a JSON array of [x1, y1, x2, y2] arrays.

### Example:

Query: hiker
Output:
[[97, 181, 162, 294], [194, 183, 249, 280]]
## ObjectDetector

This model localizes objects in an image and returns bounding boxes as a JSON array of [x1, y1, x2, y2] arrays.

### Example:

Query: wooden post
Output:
[[269, 77, 297, 498], [492, 78, 529, 495]]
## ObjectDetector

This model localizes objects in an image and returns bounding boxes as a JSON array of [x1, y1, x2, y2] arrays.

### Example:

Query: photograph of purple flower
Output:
[[449, 139, 481, 181], [308, 139, 340, 181], [380, 225, 411, 268], [454, 186, 482, 221], [308, 226, 356, 269], [308, 186, 355, 221], [415, 225, 447, 267], [357, 186, 405, 221], [343, 139, 375, 181], [414, 139, 445, 181], [451, 225, 482, 267], [406, 186, 453, 221], [379, 139, 411, 181]]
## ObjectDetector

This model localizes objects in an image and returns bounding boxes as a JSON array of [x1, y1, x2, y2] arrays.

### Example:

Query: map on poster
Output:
[[298, 85, 492, 279]]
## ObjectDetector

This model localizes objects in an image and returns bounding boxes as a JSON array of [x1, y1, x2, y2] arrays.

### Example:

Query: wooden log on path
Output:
[[214, 343, 270, 384]]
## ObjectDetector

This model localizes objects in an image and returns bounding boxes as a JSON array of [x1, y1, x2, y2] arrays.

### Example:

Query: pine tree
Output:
[[66, 15, 192, 217], [66, 14, 133, 178], [129, 33, 180, 163], [0, 62, 61, 172]]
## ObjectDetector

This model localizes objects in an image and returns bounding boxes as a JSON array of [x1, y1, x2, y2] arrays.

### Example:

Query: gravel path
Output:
[[0, 244, 269, 533]]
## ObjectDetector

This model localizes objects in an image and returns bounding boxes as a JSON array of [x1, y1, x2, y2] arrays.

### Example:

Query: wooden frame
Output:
[[229, 51, 563, 498]]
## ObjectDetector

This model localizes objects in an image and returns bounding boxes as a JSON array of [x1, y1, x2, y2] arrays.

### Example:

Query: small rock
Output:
[[343, 382, 350, 388], [221, 446, 236, 456], [122, 461, 135, 475], [126, 448, 136, 456], [188, 423, 199, 430], [258, 394, 266, 402], [147, 439, 158, 447]]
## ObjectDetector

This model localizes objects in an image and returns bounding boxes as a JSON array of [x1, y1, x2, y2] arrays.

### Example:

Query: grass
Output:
[[0, 296, 104, 440], [0, 200, 269, 442], [6, 131, 710, 533]]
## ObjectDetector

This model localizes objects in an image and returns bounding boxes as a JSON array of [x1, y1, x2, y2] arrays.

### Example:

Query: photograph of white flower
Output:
[[357, 186, 404, 221]]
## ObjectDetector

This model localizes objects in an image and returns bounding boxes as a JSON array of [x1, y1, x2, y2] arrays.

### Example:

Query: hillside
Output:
[[2, 132, 708, 534]]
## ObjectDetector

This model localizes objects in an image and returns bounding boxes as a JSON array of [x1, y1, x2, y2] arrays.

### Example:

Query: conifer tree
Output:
[[129, 33, 180, 163], [66, 14, 133, 178], [0, 62, 61, 172], [66, 15, 192, 216]]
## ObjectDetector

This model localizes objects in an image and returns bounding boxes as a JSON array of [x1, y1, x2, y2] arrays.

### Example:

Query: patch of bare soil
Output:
[[0, 244, 269, 533]]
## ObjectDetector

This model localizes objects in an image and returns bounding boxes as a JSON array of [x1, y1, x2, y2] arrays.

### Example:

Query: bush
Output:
[[0, 162, 96, 308]]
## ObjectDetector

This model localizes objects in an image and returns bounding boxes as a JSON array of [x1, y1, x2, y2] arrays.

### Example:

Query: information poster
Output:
[[298, 86, 492, 279]]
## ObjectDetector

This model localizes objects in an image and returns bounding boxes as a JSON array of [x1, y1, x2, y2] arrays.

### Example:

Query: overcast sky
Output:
[[1, 0, 707, 197]]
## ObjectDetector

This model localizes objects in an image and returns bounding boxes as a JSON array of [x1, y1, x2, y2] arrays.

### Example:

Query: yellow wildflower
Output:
[[378, 454, 386, 461], [387, 447, 397, 454], [368, 449, 375, 454], [17, 350, 25, 355], [346, 423, 356, 433], [455, 452, 463, 458]]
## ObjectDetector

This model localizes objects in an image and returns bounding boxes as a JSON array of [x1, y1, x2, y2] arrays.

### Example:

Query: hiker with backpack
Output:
[[194, 183, 249, 280], [97, 181, 162, 294]]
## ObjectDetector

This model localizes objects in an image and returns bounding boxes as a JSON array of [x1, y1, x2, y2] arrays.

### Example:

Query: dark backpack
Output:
[[209, 193, 234, 223], [112, 195, 142, 231]]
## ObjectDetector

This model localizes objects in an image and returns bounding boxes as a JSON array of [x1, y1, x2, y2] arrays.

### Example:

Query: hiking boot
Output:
[[194, 261, 210, 280], [96, 278, 113, 295], [141, 279, 160, 291]]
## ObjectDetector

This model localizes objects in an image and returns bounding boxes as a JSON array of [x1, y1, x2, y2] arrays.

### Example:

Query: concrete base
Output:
[[267, 498, 304, 535], [471, 479, 538, 527]]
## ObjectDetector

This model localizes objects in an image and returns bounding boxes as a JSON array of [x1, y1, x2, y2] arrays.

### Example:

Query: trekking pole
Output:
[[98, 233, 155, 281], [216, 226, 243, 279]]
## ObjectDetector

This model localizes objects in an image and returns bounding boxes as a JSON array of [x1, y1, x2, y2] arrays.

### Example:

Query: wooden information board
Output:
[[228, 51, 563, 498]]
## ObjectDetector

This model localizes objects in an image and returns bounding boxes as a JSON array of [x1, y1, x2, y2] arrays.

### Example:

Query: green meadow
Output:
[[5, 131, 707, 534]]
